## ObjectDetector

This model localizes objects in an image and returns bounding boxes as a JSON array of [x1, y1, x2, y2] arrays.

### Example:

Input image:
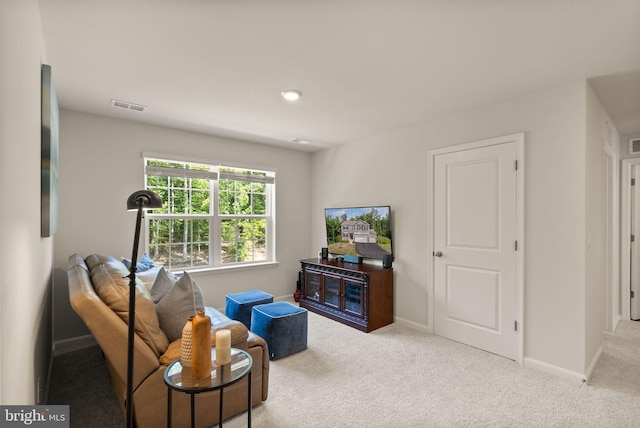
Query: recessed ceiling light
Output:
[[281, 89, 302, 101]]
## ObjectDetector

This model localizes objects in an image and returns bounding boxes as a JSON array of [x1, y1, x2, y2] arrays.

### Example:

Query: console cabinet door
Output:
[[323, 274, 341, 309], [305, 270, 321, 301], [343, 278, 364, 317]]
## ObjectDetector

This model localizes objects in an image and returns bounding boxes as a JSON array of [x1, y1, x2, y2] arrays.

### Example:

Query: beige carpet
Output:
[[588, 320, 640, 396], [226, 308, 640, 428]]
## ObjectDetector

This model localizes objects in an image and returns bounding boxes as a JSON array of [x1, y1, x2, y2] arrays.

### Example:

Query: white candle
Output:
[[215, 329, 231, 365]]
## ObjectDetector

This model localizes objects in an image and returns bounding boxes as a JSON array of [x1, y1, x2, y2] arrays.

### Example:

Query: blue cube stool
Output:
[[251, 302, 308, 360], [225, 290, 274, 329]]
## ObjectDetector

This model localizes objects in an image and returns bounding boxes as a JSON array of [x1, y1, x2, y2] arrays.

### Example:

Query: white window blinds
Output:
[[144, 157, 275, 186], [144, 164, 218, 180], [218, 171, 275, 184]]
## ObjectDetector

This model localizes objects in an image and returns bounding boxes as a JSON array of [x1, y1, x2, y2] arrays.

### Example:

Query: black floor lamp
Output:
[[125, 190, 162, 428]]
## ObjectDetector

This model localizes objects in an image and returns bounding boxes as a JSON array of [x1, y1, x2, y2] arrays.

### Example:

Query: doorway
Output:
[[621, 158, 640, 322], [428, 133, 524, 362]]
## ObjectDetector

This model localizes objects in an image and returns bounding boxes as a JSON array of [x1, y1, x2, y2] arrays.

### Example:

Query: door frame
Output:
[[427, 133, 525, 364], [602, 145, 620, 330], [620, 158, 640, 322]]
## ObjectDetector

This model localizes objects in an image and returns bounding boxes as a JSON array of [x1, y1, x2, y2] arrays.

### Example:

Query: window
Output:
[[144, 157, 275, 270]]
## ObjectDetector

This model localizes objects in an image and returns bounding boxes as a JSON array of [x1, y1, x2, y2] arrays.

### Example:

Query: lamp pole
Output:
[[125, 190, 162, 428], [125, 200, 143, 428]]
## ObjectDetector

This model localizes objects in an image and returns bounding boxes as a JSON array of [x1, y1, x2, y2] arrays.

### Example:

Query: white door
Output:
[[433, 139, 520, 360], [631, 165, 640, 320]]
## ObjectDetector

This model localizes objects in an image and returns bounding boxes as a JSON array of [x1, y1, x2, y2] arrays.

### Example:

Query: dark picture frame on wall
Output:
[[41, 64, 59, 237]]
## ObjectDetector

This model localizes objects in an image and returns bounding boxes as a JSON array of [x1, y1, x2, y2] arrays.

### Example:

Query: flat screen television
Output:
[[324, 205, 393, 260]]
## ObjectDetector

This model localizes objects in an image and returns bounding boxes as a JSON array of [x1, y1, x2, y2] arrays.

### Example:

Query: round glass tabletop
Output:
[[164, 348, 252, 393]]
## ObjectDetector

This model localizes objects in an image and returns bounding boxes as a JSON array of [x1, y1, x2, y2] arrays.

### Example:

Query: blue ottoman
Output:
[[225, 290, 274, 329], [251, 302, 308, 360]]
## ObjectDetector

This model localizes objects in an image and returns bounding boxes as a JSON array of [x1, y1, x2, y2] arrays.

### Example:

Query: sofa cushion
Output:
[[86, 253, 130, 273], [91, 263, 169, 356], [154, 271, 205, 342], [159, 339, 183, 366]]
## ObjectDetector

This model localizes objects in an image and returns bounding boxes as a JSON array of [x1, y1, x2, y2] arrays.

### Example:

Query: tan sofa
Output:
[[67, 254, 269, 428]]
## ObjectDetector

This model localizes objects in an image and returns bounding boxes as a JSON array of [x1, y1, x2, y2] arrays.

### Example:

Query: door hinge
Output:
[[632, 291, 635, 298], [514, 160, 518, 171], [632, 235, 635, 243], [632, 178, 636, 186], [514, 241, 518, 251], [514, 321, 518, 331]]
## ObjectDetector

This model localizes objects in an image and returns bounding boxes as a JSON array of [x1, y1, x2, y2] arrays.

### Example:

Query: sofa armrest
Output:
[[211, 320, 248, 347], [206, 307, 248, 347], [247, 331, 269, 401], [247, 331, 267, 353]]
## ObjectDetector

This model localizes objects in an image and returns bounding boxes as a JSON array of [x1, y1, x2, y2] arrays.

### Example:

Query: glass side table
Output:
[[164, 348, 253, 428]]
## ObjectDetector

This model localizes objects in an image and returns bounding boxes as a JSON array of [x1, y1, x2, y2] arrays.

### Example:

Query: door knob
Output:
[[433, 251, 443, 257]]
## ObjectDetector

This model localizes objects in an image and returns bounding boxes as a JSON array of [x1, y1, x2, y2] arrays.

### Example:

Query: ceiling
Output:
[[38, 1, 640, 152]]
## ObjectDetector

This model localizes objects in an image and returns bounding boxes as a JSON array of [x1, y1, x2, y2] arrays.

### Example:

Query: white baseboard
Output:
[[585, 346, 603, 382], [53, 334, 96, 354], [393, 315, 429, 333], [274, 294, 295, 302], [612, 315, 622, 331], [524, 357, 586, 384], [267, 301, 431, 333]]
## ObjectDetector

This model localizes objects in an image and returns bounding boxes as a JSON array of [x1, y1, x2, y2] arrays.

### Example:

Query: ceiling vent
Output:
[[290, 138, 311, 145], [630, 138, 640, 154], [110, 99, 147, 113]]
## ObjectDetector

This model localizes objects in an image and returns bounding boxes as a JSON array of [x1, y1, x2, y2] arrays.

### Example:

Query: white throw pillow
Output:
[[136, 265, 164, 292]]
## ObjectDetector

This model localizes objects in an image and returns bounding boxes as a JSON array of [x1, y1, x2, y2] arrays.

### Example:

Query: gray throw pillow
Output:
[[154, 271, 205, 342], [149, 267, 175, 303]]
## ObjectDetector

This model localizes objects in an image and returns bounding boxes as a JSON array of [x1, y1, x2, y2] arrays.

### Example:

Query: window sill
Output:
[[170, 261, 280, 277]]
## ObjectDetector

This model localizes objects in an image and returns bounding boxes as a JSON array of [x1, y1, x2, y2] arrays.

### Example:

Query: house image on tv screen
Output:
[[341, 220, 377, 244]]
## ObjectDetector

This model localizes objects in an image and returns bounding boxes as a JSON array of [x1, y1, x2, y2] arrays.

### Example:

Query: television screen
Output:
[[324, 205, 393, 260]]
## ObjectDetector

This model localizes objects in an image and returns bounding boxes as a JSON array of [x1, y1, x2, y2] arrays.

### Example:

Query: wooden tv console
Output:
[[299, 258, 393, 332]]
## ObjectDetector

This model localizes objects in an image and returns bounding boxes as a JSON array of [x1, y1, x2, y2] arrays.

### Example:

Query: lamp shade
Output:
[[126, 190, 162, 210]]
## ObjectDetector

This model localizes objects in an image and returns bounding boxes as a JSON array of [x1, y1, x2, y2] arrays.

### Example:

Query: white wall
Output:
[[53, 111, 312, 341], [311, 80, 594, 375], [0, 0, 52, 404]]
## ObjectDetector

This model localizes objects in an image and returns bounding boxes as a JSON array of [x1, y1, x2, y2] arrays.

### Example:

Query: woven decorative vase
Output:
[[191, 310, 212, 379], [180, 316, 194, 367], [180, 367, 194, 387]]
